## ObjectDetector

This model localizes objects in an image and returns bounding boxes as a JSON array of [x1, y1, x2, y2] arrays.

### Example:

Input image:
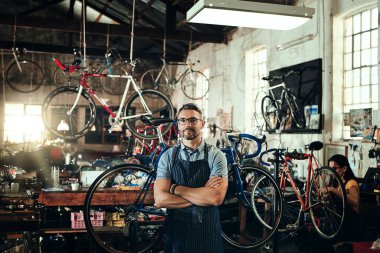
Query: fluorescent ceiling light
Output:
[[187, 0, 315, 30]]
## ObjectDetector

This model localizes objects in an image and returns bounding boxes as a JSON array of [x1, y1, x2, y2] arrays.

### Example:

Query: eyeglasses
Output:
[[331, 166, 341, 170], [177, 117, 202, 125]]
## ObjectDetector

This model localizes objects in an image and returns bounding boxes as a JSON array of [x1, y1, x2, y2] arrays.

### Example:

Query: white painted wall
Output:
[[173, 0, 379, 176]]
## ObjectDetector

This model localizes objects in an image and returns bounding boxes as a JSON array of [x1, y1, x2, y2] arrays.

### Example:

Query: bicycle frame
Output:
[[131, 126, 168, 215], [279, 154, 320, 212], [220, 133, 264, 208], [154, 58, 192, 85], [53, 58, 152, 133]]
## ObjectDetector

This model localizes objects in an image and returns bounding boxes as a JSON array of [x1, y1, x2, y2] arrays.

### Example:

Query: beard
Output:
[[180, 128, 200, 140]]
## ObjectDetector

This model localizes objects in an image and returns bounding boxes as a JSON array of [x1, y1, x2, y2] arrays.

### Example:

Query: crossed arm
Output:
[[154, 176, 228, 208]]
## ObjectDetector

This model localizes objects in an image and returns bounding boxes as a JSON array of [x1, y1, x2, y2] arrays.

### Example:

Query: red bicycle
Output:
[[254, 141, 346, 239]]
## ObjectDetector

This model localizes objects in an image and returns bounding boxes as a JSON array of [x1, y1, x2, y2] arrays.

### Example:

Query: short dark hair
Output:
[[177, 103, 202, 117]]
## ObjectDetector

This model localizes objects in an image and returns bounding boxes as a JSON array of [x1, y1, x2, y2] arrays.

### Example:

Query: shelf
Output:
[[38, 188, 154, 206]]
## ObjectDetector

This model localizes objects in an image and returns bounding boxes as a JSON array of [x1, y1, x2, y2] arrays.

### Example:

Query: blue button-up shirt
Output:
[[157, 140, 228, 179]]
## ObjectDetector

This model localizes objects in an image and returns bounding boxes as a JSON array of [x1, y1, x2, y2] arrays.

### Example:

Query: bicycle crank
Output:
[[108, 111, 124, 132]]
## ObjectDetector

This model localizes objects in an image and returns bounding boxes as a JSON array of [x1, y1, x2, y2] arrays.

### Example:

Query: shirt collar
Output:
[[180, 139, 205, 153]]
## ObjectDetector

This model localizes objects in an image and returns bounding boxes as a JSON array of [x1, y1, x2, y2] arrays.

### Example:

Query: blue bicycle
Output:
[[215, 127, 283, 250]]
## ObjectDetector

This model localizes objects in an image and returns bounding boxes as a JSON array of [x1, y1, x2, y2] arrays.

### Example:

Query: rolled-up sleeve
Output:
[[156, 148, 172, 179], [209, 148, 228, 178]]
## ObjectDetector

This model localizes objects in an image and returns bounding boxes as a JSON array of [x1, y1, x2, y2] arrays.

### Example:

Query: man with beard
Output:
[[154, 103, 228, 253]]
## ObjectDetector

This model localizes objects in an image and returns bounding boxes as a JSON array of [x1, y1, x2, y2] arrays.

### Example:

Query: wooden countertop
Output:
[[38, 188, 154, 206]]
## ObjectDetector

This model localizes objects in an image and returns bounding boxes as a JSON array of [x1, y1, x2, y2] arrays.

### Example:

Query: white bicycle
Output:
[[140, 58, 209, 100]]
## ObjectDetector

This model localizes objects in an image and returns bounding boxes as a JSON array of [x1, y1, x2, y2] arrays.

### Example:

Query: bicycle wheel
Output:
[[276, 177, 303, 233], [99, 65, 127, 95], [6, 60, 44, 93], [53, 66, 80, 86], [261, 96, 279, 131], [42, 86, 96, 140], [181, 70, 209, 100], [84, 164, 165, 253], [308, 166, 346, 239], [124, 89, 174, 140], [140, 69, 171, 94], [286, 94, 305, 129], [220, 166, 282, 250]]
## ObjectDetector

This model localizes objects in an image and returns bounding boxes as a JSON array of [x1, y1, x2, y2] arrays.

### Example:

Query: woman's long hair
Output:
[[329, 154, 357, 183]]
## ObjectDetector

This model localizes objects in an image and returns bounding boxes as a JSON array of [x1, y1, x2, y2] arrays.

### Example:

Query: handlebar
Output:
[[284, 150, 309, 160], [262, 70, 300, 82], [259, 148, 286, 167]]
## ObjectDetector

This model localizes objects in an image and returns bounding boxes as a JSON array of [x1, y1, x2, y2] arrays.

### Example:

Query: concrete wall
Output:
[[172, 0, 379, 177]]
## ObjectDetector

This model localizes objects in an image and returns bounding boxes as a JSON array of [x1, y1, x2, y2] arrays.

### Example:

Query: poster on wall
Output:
[[348, 141, 362, 177], [349, 108, 372, 137]]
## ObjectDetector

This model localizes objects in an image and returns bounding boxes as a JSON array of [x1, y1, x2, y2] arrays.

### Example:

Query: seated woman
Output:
[[328, 154, 362, 241]]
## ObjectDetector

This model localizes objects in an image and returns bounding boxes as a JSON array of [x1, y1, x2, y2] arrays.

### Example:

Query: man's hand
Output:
[[205, 176, 223, 189]]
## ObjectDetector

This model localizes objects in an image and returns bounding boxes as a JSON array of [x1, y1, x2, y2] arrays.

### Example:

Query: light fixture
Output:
[[276, 33, 315, 50], [186, 0, 315, 30], [57, 120, 69, 131]]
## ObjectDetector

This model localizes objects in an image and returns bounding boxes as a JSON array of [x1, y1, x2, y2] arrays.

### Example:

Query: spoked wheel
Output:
[[124, 89, 174, 140], [261, 96, 279, 131], [308, 167, 346, 239], [99, 65, 127, 95], [140, 69, 171, 95], [6, 60, 44, 93], [286, 94, 305, 129], [181, 71, 209, 100], [84, 164, 166, 253], [53, 66, 81, 86], [221, 166, 282, 250], [42, 86, 96, 140], [276, 179, 303, 233]]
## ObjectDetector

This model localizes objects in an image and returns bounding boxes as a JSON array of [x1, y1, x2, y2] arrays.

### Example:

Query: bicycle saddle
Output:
[[140, 115, 173, 127], [308, 141, 323, 151]]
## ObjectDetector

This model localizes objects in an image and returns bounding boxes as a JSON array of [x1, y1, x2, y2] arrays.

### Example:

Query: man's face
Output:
[[177, 109, 204, 140]]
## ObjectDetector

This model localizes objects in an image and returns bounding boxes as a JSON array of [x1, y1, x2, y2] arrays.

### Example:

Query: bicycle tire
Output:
[[261, 96, 279, 131], [220, 165, 282, 249], [84, 164, 165, 253], [285, 93, 305, 129], [99, 65, 127, 95], [254, 175, 302, 233], [140, 69, 172, 95], [181, 70, 209, 100], [308, 166, 346, 239], [124, 89, 174, 140], [6, 60, 44, 93], [53, 66, 81, 86], [42, 86, 96, 140]]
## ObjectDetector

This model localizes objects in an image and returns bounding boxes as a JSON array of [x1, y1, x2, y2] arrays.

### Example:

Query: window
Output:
[[245, 47, 267, 134], [85, 107, 124, 144], [4, 103, 44, 143], [343, 7, 378, 139]]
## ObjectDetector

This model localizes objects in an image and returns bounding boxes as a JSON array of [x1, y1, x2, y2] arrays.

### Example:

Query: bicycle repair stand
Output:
[[271, 149, 282, 253]]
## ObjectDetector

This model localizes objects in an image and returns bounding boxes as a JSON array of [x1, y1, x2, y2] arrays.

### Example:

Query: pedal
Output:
[[285, 223, 298, 231]]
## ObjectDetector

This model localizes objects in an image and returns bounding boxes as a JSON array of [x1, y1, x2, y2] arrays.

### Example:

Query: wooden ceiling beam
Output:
[[0, 13, 225, 43], [0, 40, 185, 62]]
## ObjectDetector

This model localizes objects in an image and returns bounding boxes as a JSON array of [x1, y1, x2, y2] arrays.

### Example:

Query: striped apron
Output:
[[164, 144, 224, 253]]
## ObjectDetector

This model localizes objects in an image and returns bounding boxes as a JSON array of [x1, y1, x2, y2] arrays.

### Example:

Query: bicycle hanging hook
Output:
[[162, 32, 167, 60], [106, 24, 110, 54], [12, 15, 18, 49], [82, 0, 87, 69], [129, 0, 136, 62]]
